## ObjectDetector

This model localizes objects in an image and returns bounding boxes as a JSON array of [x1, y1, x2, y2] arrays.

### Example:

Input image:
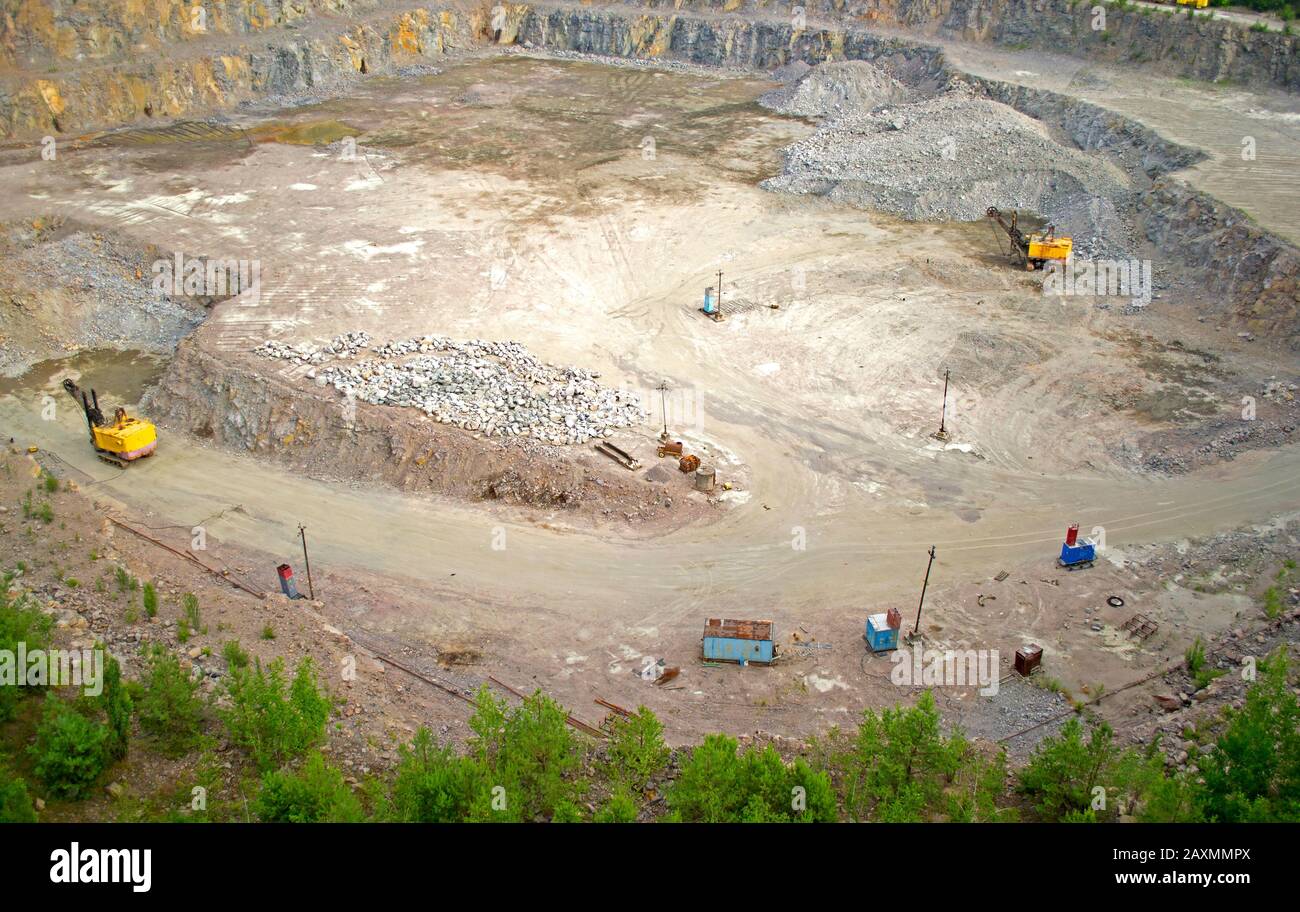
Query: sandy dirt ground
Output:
[[0, 52, 1298, 747]]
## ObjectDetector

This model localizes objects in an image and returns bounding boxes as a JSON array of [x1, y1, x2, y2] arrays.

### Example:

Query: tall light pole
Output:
[[716, 269, 724, 318]]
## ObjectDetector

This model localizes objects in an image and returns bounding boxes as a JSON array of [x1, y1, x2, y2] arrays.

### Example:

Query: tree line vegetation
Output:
[[1, 572, 1297, 823]]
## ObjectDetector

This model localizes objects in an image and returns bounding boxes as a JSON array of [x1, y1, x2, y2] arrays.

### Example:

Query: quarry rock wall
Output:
[[0, 1, 480, 138], [2, 0, 1295, 140], [617, 0, 1299, 90]]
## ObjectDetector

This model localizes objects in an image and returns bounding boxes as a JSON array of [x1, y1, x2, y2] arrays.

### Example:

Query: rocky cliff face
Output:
[[0, 1, 479, 138], [3, 0, 1294, 141], [602, 0, 1299, 90]]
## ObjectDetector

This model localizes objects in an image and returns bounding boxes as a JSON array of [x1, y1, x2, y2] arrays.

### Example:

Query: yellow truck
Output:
[[1176, 0, 1210, 9], [62, 379, 157, 467]]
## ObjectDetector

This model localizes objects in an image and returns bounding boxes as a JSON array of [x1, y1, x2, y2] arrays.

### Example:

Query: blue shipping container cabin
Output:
[[864, 612, 900, 653], [702, 618, 776, 665]]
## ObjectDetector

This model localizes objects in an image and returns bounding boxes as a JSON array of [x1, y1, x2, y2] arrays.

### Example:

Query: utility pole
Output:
[[657, 381, 670, 441], [298, 523, 315, 600], [913, 545, 936, 636], [937, 368, 950, 440], [716, 269, 724, 318]]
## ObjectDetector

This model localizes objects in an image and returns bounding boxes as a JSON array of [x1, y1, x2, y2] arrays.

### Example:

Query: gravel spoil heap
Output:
[[763, 82, 1129, 231], [760, 60, 911, 120], [255, 334, 644, 446]]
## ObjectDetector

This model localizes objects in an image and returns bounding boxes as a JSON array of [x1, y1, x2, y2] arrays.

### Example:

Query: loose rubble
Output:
[[763, 79, 1132, 256], [255, 333, 645, 445], [253, 331, 371, 364], [760, 60, 911, 120]]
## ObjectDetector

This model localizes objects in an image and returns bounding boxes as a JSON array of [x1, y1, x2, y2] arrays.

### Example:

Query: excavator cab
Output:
[[1027, 223, 1073, 266], [987, 206, 1072, 271]]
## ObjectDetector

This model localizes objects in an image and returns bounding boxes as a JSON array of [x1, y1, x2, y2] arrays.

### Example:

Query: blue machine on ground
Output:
[[864, 608, 903, 653], [1058, 523, 1096, 569]]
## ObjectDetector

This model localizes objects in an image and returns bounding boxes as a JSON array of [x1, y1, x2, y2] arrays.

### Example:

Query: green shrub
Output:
[[466, 687, 584, 822], [1015, 717, 1178, 821], [1197, 649, 1300, 822], [220, 657, 332, 771], [98, 649, 132, 762], [1263, 586, 1284, 619], [135, 644, 204, 756], [605, 706, 670, 792], [593, 788, 639, 823], [254, 752, 363, 823], [0, 573, 54, 721], [1186, 635, 1225, 690], [29, 694, 110, 799], [142, 581, 158, 618], [390, 727, 484, 822], [667, 734, 836, 822], [809, 690, 1007, 822], [222, 640, 250, 671], [42, 473, 58, 494], [0, 758, 37, 822], [260, 625, 275, 641], [182, 593, 201, 632]]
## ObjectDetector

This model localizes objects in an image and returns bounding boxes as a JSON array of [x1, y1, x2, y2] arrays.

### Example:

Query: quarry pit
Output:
[[1, 1, 1299, 759]]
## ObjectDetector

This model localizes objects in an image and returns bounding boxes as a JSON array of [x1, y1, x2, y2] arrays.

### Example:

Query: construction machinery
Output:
[[986, 206, 1073, 271], [1058, 523, 1096, 570], [62, 379, 157, 467]]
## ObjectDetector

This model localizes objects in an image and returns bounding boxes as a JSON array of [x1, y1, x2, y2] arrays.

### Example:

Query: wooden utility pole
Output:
[[913, 545, 936, 635], [298, 523, 315, 600], [656, 381, 670, 441], [938, 368, 950, 438]]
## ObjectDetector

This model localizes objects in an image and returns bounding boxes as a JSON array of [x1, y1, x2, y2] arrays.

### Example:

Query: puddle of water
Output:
[[0, 349, 167, 406], [250, 119, 364, 146]]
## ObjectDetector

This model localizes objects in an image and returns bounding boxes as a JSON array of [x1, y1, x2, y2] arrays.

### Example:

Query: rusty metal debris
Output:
[[488, 675, 605, 737], [679, 454, 701, 473], [1120, 613, 1158, 640], [595, 697, 632, 717], [594, 441, 640, 470]]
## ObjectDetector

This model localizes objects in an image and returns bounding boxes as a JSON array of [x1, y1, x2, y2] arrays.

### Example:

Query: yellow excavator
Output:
[[62, 378, 157, 467], [986, 206, 1073, 271]]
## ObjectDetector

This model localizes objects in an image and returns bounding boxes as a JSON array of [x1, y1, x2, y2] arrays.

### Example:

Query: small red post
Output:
[[1066, 524, 1079, 546]]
